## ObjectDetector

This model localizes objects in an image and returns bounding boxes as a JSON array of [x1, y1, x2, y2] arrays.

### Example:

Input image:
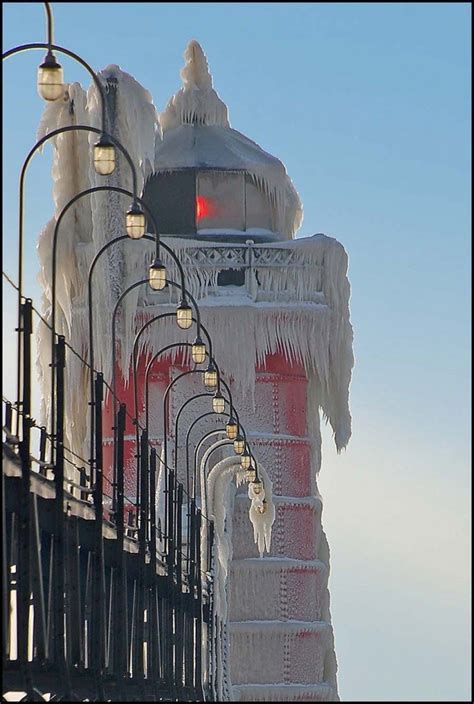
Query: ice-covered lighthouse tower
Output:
[[36, 40, 353, 702], [136, 42, 353, 702]]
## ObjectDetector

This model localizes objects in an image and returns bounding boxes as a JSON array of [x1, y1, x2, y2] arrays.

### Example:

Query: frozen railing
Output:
[[139, 240, 326, 305]]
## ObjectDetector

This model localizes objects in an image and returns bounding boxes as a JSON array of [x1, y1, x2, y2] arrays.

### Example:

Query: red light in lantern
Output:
[[196, 196, 213, 221]]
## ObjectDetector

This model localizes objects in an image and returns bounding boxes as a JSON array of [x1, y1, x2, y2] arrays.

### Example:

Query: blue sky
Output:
[[2, 3, 471, 701]]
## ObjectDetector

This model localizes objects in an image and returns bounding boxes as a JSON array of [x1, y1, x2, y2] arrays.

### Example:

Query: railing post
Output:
[[39, 425, 47, 474], [183, 498, 196, 690], [134, 429, 149, 680], [195, 508, 204, 699], [245, 239, 257, 300], [148, 447, 159, 685], [17, 300, 32, 669], [2, 443, 8, 665], [52, 334, 71, 696], [167, 469, 175, 572], [91, 372, 105, 697], [175, 483, 184, 693], [207, 519, 215, 699], [5, 400, 13, 437], [113, 403, 127, 682], [163, 465, 175, 689]]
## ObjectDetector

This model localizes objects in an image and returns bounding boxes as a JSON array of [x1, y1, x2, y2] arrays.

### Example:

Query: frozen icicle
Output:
[[249, 495, 275, 558], [235, 469, 247, 488]]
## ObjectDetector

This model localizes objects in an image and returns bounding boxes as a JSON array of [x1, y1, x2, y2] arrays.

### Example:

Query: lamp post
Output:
[[174, 376, 238, 479], [110, 283, 200, 506], [159, 367, 236, 556], [197, 436, 236, 524], [129, 310, 213, 501], [7, 125, 139, 438], [185, 410, 231, 499], [133, 311, 211, 430], [50, 199, 182, 479]]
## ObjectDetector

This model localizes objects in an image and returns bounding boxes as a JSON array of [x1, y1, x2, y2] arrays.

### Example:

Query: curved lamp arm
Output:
[[43, 3, 54, 48], [186, 410, 229, 499], [12, 126, 138, 436], [174, 388, 236, 484], [144, 342, 197, 435], [50, 190, 183, 474], [199, 437, 236, 520], [111, 278, 201, 413]]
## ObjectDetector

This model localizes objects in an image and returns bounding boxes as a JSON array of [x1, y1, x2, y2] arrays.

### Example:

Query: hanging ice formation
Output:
[[35, 39, 353, 702]]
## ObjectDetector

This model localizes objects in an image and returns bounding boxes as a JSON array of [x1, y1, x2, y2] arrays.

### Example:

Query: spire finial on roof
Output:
[[160, 40, 230, 132], [181, 40, 213, 90]]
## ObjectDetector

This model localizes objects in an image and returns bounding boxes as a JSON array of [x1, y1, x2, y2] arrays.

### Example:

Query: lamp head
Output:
[[233, 434, 245, 455], [93, 136, 116, 175], [176, 300, 193, 329], [240, 452, 251, 470], [37, 51, 64, 101], [203, 362, 218, 390], [226, 417, 238, 440], [192, 337, 206, 364], [149, 258, 167, 290], [125, 203, 146, 239], [212, 392, 225, 414]]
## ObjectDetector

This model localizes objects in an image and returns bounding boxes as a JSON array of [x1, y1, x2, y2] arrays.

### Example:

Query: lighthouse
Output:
[[36, 40, 353, 702]]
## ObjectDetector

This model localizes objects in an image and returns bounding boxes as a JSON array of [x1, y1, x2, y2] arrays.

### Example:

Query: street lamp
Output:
[[184, 409, 229, 498], [191, 336, 206, 363], [240, 451, 251, 470], [85, 230, 190, 499], [93, 136, 116, 175], [245, 465, 257, 482], [225, 418, 238, 440], [233, 435, 245, 455], [10, 129, 140, 440], [36, 3, 64, 100], [112, 281, 202, 500], [125, 202, 146, 239], [203, 361, 218, 390], [249, 478, 264, 496], [212, 392, 225, 414], [176, 300, 193, 329], [37, 49, 64, 100], [166, 363, 240, 478], [149, 257, 167, 290]]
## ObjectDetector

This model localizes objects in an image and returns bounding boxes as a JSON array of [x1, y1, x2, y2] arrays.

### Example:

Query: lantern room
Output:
[[142, 41, 302, 243]]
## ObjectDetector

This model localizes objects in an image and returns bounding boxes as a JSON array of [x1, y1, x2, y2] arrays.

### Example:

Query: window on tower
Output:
[[142, 168, 276, 237], [196, 171, 245, 231]]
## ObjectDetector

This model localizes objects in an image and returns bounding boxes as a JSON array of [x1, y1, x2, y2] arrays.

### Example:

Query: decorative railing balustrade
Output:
[[75, 239, 326, 311], [177, 241, 325, 302]]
